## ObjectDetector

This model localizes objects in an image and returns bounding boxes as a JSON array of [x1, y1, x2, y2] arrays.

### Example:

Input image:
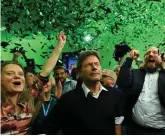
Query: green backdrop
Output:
[[1, 0, 165, 72]]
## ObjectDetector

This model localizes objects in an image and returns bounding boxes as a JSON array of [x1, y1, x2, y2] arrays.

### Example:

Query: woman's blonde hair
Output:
[[1, 61, 34, 112], [49, 75, 56, 88]]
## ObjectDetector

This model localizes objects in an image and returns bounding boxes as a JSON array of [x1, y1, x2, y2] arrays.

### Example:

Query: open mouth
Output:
[[91, 73, 99, 76], [148, 60, 155, 62], [13, 81, 21, 85], [148, 58, 155, 62]]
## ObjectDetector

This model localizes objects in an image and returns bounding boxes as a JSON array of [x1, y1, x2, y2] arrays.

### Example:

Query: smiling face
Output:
[[80, 55, 102, 83], [144, 47, 159, 69], [1, 64, 25, 94], [54, 67, 67, 83]]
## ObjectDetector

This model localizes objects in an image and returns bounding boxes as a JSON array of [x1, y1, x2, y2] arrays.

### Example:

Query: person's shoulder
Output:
[[159, 70, 165, 79], [133, 68, 146, 74], [51, 97, 57, 102], [160, 69, 165, 73], [70, 79, 77, 84], [60, 87, 79, 99], [103, 85, 116, 93], [66, 78, 77, 84], [103, 85, 124, 96], [57, 88, 83, 106], [103, 86, 125, 103]]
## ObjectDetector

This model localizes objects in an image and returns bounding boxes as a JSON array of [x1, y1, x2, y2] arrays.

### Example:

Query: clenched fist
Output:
[[129, 49, 140, 60]]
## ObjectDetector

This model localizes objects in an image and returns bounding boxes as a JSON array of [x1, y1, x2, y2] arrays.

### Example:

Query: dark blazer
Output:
[[117, 57, 165, 125]]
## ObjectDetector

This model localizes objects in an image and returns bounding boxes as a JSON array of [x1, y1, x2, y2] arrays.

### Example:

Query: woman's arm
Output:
[[40, 32, 66, 77], [31, 32, 66, 122]]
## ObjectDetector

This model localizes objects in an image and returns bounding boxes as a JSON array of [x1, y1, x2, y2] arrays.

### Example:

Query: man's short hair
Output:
[[54, 66, 66, 73], [77, 50, 101, 70]]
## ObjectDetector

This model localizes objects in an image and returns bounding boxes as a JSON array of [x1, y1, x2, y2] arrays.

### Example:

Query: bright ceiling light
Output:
[[84, 35, 92, 41]]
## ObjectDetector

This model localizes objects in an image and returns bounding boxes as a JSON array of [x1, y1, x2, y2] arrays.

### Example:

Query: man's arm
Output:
[[114, 90, 125, 135], [115, 114, 124, 135], [116, 57, 133, 88], [117, 50, 139, 88], [115, 124, 121, 135], [135, 59, 143, 68]]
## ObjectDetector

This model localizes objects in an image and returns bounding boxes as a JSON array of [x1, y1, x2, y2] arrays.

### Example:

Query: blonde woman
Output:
[[1, 32, 66, 134], [31, 75, 62, 134], [1, 61, 35, 134]]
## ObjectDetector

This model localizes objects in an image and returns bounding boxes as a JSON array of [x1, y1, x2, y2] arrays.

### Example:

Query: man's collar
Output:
[[82, 82, 108, 97], [146, 67, 159, 73], [64, 78, 71, 83]]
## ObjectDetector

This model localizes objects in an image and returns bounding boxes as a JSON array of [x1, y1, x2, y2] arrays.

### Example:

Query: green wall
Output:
[[1, 0, 165, 72]]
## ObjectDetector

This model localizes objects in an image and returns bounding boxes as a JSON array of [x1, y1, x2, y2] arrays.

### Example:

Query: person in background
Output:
[[1, 32, 66, 135], [66, 69, 70, 78], [114, 65, 121, 78], [24, 67, 37, 89], [31, 75, 61, 134], [117, 47, 165, 135], [70, 67, 84, 88], [101, 69, 122, 94], [71, 67, 78, 81], [101, 69, 117, 87], [54, 66, 77, 95], [39, 50, 125, 135]]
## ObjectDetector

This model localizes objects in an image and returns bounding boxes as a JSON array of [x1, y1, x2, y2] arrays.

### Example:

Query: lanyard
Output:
[[42, 97, 52, 116]]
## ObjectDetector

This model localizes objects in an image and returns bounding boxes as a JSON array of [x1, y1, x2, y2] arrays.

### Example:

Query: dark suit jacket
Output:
[[117, 57, 165, 125]]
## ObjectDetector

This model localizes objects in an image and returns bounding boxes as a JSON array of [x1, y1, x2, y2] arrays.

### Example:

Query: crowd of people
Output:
[[1, 32, 165, 135]]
